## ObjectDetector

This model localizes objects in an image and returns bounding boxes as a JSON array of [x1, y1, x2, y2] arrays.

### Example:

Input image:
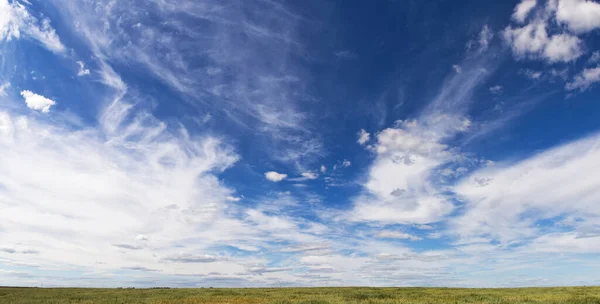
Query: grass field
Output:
[[1, 286, 599, 304]]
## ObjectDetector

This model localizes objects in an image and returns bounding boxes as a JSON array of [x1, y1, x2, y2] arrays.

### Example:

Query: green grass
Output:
[[0, 286, 599, 304]]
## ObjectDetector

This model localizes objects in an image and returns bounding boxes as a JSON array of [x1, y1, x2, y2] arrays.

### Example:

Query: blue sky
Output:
[[1, 0, 600, 288]]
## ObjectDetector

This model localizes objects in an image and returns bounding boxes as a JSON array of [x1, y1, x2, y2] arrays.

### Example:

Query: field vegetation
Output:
[[1, 286, 599, 304]]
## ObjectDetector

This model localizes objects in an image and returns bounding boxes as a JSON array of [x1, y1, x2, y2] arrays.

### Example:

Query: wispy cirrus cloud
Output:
[[0, 0, 65, 53], [0, 82, 9, 96], [49, 0, 323, 169], [452, 132, 600, 246]]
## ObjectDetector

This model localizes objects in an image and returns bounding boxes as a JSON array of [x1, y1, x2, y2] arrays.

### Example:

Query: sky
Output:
[[1, 0, 600, 288]]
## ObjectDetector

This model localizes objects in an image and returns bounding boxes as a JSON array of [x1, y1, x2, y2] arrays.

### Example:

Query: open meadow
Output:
[[1, 286, 599, 304]]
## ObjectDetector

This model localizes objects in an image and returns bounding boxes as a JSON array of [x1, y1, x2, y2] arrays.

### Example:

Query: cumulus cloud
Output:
[[512, 0, 537, 23], [0, 0, 65, 53], [348, 123, 454, 224], [566, 66, 600, 91], [543, 34, 584, 62], [19, 90, 56, 113], [320, 165, 326, 173], [501, 0, 600, 63], [347, 56, 492, 225], [264, 171, 287, 182], [503, 22, 583, 63], [555, 0, 600, 33], [76, 61, 90, 76], [357, 129, 370, 145]]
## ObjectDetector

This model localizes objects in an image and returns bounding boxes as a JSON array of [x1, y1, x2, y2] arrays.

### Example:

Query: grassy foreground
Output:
[[1, 286, 599, 304]]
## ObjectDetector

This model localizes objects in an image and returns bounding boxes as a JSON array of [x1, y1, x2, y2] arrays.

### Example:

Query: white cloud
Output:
[[452, 131, 600, 246], [414, 224, 435, 230], [332, 159, 351, 170], [0, 0, 65, 53], [357, 129, 370, 145], [348, 124, 454, 224], [264, 171, 287, 182], [467, 25, 494, 52], [289, 171, 319, 182], [521, 69, 543, 79], [19, 90, 56, 113], [76, 61, 90, 76], [301, 172, 318, 180], [504, 0, 600, 64], [347, 60, 492, 225], [526, 233, 600, 253], [566, 66, 600, 91], [49, 0, 323, 168], [478, 25, 494, 52], [513, 0, 538, 23], [456, 118, 472, 132], [6, 0, 600, 288], [5, 65, 347, 286], [489, 85, 503, 94], [588, 51, 600, 64], [543, 34, 584, 62], [371, 126, 447, 157], [226, 196, 241, 202], [320, 165, 326, 173], [0, 105, 248, 277], [452, 64, 462, 73], [377, 231, 423, 241], [503, 22, 583, 63], [555, 0, 600, 33], [0, 82, 9, 96]]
